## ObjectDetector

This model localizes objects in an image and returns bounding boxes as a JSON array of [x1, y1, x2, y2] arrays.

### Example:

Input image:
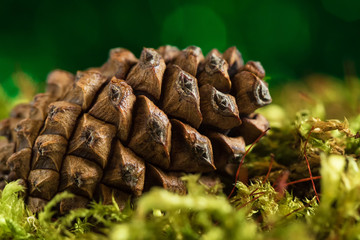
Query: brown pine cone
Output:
[[0, 45, 272, 214]]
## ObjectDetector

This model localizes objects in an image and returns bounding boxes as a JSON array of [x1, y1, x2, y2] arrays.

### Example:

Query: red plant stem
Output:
[[228, 128, 271, 199], [249, 187, 259, 197], [237, 192, 266, 209], [283, 199, 313, 219], [304, 126, 320, 203], [263, 153, 275, 184], [282, 206, 305, 219], [286, 176, 321, 187]]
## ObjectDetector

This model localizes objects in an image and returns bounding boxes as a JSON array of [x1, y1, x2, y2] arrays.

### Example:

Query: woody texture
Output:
[[0, 45, 272, 213]]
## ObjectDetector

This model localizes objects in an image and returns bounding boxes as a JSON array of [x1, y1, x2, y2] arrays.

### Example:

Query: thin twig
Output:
[[237, 192, 266, 209], [304, 126, 320, 203], [249, 187, 259, 197], [263, 153, 275, 184], [286, 176, 321, 187], [228, 128, 271, 199]]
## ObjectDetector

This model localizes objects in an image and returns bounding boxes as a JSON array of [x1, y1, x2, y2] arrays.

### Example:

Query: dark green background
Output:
[[1, 0, 360, 97]]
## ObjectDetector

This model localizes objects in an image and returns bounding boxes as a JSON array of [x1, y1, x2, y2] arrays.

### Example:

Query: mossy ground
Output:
[[0, 73, 359, 239]]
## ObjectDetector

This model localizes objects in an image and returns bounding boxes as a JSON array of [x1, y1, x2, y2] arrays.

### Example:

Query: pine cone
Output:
[[0, 45, 272, 214]]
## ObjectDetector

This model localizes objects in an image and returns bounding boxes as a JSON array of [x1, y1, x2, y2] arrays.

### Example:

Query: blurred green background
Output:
[[1, 0, 360, 98]]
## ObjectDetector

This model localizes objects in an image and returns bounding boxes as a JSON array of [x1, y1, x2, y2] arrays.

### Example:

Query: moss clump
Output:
[[0, 152, 360, 239]]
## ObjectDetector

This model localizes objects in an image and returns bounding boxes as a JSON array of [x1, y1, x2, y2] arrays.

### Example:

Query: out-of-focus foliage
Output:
[[265, 74, 360, 120], [312, 154, 360, 240], [0, 71, 37, 119], [0, 181, 32, 239], [110, 175, 257, 240]]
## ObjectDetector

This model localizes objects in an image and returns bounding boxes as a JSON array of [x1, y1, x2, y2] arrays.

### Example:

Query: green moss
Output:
[[1, 152, 360, 239], [0, 181, 33, 239]]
